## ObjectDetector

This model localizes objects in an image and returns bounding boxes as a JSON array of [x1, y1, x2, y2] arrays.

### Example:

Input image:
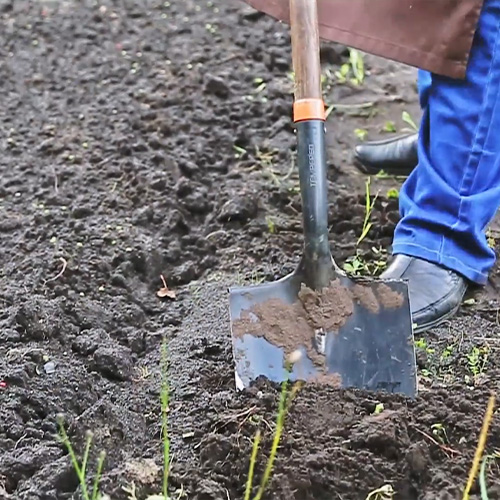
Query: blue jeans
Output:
[[394, 0, 500, 285]]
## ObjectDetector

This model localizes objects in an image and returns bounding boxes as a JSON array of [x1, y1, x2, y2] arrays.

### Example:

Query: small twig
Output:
[[214, 53, 241, 66], [96, 156, 113, 167], [14, 433, 27, 449], [44, 257, 68, 284], [205, 229, 228, 240], [52, 165, 59, 193], [214, 406, 258, 432], [228, 406, 258, 421], [412, 427, 461, 456]]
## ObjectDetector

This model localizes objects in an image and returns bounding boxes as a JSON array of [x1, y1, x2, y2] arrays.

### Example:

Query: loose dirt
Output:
[[352, 283, 381, 313], [233, 279, 354, 369], [1, 1, 500, 499], [377, 282, 405, 309], [298, 279, 354, 331]]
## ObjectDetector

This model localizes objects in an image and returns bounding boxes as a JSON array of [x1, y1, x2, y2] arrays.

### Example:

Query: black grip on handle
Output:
[[296, 119, 334, 289]]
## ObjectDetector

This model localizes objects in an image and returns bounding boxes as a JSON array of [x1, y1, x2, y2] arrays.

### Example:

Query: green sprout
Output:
[[467, 346, 489, 379], [402, 111, 418, 131], [56, 417, 106, 500], [357, 177, 379, 246], [160, 339, 171, 499], [479, 451, 500, 499], [244, 356, 302, 500]]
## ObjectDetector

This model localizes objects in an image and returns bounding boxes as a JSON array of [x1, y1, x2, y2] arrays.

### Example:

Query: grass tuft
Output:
[[245, 358, 302, 500], [357, 177, 379, 246], [463, 393, 496, 500], [56, 415, 106, 500], [244, 430, 261, 500], [479, 451, 500, 500], [160, 338, 171, 500]]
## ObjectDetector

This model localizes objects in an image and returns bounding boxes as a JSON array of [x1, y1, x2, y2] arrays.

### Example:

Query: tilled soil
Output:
[[1, 1, 500, 499]]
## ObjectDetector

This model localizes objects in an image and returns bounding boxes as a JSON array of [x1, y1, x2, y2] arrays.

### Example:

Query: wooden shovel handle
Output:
[[290, 0, 322, 102]]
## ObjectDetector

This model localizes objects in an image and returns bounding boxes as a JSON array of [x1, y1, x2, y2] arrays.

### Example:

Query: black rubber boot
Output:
[[353, 133, 418, 176], [380, 254, 468, 333]]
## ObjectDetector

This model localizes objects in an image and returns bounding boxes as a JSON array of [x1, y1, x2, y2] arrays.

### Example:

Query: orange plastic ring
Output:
[[293, 98, 326, 122]]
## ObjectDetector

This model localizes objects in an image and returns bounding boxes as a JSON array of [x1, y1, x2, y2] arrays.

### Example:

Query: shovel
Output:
[[229, 0, 417, 398]]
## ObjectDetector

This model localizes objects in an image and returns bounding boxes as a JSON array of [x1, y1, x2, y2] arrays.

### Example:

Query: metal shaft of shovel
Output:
[[229, 0, 417, 398]]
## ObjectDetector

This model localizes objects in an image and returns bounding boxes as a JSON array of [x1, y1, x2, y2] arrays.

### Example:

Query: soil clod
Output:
[[376, 283, 405, 309], [233, 279, 355, 370]]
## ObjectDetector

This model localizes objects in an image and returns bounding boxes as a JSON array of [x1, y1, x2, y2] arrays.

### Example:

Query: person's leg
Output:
[[417, 69, 432, 110], [382, 0, 500, 331]]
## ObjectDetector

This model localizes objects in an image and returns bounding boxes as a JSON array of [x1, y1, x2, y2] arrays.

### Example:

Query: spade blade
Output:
[[229, 271, 417, 398]]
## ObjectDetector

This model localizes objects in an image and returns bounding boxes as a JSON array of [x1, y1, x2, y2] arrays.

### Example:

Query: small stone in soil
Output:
[[218, 193, 258, 223], [204, 74, 230, 98], [72, 328, 106, 355], [43, 361, 57, 374], [93, 346, 133, 381]]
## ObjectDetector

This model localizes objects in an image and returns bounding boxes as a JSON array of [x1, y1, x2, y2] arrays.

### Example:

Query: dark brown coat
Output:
[[242, 0, 484, 79]]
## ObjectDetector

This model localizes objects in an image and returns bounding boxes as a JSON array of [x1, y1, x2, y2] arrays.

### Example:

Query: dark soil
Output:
[[1, 1, 500, 499]]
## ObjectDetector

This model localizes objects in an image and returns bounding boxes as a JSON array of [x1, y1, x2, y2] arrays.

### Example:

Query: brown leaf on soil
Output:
[[157, 274, 176, 299]]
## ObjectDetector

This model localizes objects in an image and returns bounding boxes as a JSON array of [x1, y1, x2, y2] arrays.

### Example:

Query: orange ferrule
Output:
[[293, 98, 326, 122]]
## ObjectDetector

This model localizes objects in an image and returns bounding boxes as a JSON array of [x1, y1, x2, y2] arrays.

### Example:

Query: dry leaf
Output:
[[157, 274, 176, 299]]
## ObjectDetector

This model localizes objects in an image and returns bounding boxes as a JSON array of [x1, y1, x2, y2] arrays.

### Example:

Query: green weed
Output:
[[415, 338, 434, 354], [486, 228, 496, 249], [244, 358, 302, 500], [334, 63, 350, 84], [335, 48, 365, 85], [466, 345, 489, 381], [343, 249, 387, 277], [56, 419, 106, 500], [233, 144, 247, 159], [479, 451, 500, 500], [326, 101, 376, 119], [355, 128, 368, 140], [375, 169, 409, 181], [349, 49, 365, 85], [382, 121, 396, 133], [357, 177, 379, 246], [402, 111, 418, 131], [414, 339, 461, 384], [431, 423, 448, 445], [386, 188, 399, 199], [160, 339, 171, 499], [265, 216, 277, 234]]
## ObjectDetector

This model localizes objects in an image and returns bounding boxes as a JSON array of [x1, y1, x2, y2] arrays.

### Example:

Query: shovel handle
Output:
[[290, 0, 325, 121], [290, 0, 333, 289]]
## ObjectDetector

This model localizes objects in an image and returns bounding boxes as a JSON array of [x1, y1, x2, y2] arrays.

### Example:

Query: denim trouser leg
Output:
[[393, 0, 500, 285]]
